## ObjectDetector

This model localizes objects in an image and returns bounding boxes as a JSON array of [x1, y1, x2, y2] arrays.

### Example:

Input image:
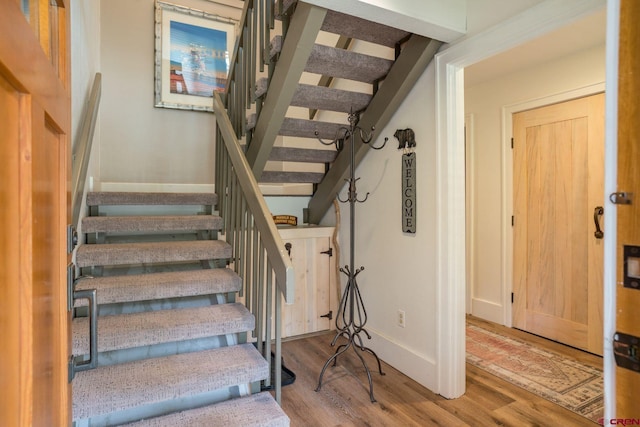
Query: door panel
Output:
[[0, 2, 70, 426], [513, 94, 604, 355], [32, 110, 66, 423], [0, 70, 27, 427], [615, 0, 640, 416]]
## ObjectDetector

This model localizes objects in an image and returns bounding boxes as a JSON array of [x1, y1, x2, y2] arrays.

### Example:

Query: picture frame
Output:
[[154, 1, 238, 112]]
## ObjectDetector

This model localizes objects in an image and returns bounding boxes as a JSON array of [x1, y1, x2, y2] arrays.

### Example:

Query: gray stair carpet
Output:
[[72, 343, 269, 420], [256, 79, 372, 114], [322, 9, 410, 48], [124, 392, 289, 427], [270, 36, 393, 83], [82, 215, 223, 233], [74, 269, 241, 307], [87, 191, 217, 206], [269, 146, 337, 163], [248, 115, 346, 140], [277, 0, 409, 48], [73, 303, 254, 355], [260, 171, 325, 184], [76, 240, 232, 268]]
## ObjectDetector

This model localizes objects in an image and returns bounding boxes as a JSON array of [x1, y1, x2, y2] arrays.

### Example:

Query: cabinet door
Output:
[[281, 234, 335, 338]]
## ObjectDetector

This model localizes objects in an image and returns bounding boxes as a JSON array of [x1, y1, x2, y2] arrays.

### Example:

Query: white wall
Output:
[[465, 43, 606, 323], [72, 0, 101, 149], [71, 0, 101, 237], [318, 62, 440, 391], [99, 0, 241, 188]]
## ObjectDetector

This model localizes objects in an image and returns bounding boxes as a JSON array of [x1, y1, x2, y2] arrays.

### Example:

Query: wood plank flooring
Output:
[[278, 316, 602, 426]]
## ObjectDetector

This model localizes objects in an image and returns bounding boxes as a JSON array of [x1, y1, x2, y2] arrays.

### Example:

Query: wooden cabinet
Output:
[[278, 227, 337, 338]]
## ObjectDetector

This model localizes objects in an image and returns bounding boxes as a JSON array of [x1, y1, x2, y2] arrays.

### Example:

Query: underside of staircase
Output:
[[231, 0, 442, 223], [71, 191, 288, 426]]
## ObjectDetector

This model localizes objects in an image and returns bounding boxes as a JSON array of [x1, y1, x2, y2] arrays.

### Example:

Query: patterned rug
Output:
[[466, 324, 604, 422]]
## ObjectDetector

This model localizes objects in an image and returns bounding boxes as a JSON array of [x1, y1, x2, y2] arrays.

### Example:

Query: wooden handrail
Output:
[[71, 72, 101, 228], [213, 91, 293, 404], [213, 92, 294, 302]]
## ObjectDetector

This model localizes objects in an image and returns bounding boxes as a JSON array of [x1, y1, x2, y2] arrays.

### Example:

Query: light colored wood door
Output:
[[513, 93, 604, 355], [615, 0, 640, 416], [0, 1, 71, 426], [279, 227, 336, 338]]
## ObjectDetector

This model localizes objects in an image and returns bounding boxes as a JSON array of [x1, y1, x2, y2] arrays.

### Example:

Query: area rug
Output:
[[466, 324, 604, 422]]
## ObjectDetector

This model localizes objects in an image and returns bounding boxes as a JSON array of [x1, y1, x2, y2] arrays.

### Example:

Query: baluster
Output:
[[264, 260, 273, 388]]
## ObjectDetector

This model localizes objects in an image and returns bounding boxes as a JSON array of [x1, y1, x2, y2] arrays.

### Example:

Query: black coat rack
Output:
[[315, 110, 387, 402]]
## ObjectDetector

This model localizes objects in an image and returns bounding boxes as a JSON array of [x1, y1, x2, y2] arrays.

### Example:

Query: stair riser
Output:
[[82, 218, 222, 234], [86, 192, 218, 207], [88, 232, 217, 243], [80, 334, 245, 367], [87, 294, 227, 316]]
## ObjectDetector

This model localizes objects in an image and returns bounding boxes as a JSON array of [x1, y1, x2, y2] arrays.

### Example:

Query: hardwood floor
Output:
[[278, 317, 602, 426]]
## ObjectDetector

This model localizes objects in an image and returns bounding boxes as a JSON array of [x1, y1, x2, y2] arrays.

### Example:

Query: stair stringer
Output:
[[307, 35, 443, 223], [245, 2, 326, 180]]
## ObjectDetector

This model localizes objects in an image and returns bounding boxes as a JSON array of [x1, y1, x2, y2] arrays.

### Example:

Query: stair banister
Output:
[[223, 0, 267, 139], [213, 91, 294, 404], [71, 72, 102, 230]]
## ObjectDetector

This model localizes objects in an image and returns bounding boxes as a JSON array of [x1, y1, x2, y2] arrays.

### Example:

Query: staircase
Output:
[[223, 0, 442, 223], [71, 191, 289, 426]]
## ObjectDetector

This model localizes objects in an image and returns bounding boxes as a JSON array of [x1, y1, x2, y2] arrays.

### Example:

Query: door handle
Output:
[[594, 206, 604, 239]]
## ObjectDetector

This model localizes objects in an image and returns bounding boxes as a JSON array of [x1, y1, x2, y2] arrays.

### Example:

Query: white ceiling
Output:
[[465, 7, 607, 87]]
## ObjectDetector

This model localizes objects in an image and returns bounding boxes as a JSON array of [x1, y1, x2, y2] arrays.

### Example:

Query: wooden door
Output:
[[615, 0, 640, 416], [279, 227, 336, 338], [513, 93, 604, 355], [0, 1, 71, 426]]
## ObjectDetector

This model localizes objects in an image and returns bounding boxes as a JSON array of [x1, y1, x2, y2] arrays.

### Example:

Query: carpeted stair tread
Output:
[[255, 79, 371, 114], [260, 171, 325, 184], [322, 9, 410, 48], [269, 147, 337, 163], [86, 192, 217, 207], [73, 303, 254, 355], [270, 37, 393, 83], [76, 240, 232, 268], [247, 115, 345, 140], [124, 392, 289, 427], [74, 269, 241, 307], [82, 215, 223, 233], [72, 343, 269, 420], [276, 0, 408, 48]]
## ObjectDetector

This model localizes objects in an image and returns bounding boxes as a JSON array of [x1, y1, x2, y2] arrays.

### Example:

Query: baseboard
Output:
[[367, 328, 438, 393], [471, 298, 504, 324]]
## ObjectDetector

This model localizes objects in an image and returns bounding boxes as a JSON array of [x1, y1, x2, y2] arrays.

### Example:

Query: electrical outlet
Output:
[[397, 310, 406, 328]]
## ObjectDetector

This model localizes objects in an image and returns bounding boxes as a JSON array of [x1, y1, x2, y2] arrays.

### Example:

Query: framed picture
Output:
[[154, 1, 238, 112]]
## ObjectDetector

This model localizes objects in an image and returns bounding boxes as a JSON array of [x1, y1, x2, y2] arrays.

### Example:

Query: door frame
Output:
[[433, 0, 606, 401], [603, 0, 620, 420], [501, 83, 605, 329]]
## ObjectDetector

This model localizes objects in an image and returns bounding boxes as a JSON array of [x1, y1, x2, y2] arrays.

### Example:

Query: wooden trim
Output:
[[615, 0, 640, 417], [433, 0, 605, 399]]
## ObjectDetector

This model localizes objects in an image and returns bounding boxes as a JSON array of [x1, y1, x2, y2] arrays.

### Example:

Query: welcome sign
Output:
[[402, 152, 416, 233]]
